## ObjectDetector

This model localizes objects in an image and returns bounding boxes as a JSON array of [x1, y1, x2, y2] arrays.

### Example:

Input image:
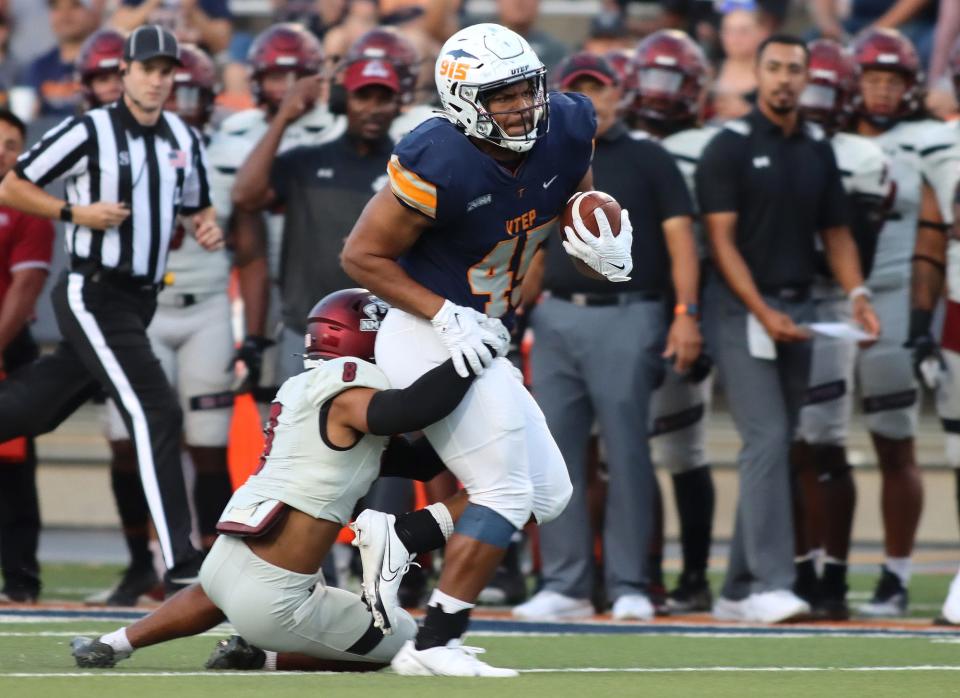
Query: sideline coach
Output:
[[696, 34, 879, 623], [0, 26, 223, 589]]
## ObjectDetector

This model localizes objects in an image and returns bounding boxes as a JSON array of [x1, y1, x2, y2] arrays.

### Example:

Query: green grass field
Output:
[[2, 564, 960, 697]]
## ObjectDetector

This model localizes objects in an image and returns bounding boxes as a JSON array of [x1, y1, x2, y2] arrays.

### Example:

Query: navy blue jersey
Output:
[[387, 92, 596, 323]]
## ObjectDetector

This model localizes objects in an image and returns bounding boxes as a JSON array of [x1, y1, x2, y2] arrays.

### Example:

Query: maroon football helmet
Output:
[[341, 28, 421, 105], [630, 29, 708, 128], [76, 28, 125, 106], [852, 28, 922, 123], [248, 23, 324, 106], [800, 39, 856, 134], [305, 289, 390, 363], [166, 44, 217, 128]]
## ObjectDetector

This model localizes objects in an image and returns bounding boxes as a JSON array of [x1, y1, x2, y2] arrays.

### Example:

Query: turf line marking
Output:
[[6, 666, 960, 678], [0, 630, 234, 638]]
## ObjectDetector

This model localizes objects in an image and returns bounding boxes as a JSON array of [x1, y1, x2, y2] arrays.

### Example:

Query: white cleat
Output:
[[611, 593, 654, 621], [941, 569, 960, 624], [350, 509, 414, 635], [712, 596, 750, 622], [511, 590, 593, 621], [746, 590, 810, 624], [390, 639, 518, 677]]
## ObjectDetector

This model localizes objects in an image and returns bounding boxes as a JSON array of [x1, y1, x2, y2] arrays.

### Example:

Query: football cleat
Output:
[[746, 590, 810, 624], [511, 590, 593, 621], [391, 639, 518, 677], [858, 566, 908, 618], [85, 564, 160, 607], [350, 509, 415, 635], [205, 635, 266, 670], [71, 636, 130, 668], [611, 593, 654, 621], [667, 575, 712, 614]]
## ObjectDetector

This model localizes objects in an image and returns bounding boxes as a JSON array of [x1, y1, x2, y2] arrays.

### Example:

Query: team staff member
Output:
[[232, 47, 405, 386], [0, 26, 223, 592], [696, 34, 879, 624], [0, 110, 55, 604], [513, 52, 700, 623]]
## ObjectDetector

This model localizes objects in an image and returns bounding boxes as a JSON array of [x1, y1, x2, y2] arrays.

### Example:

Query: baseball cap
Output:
[[342, 58, 401, 92], [557, 52, 619, 89], [124, 25, 182, 66]]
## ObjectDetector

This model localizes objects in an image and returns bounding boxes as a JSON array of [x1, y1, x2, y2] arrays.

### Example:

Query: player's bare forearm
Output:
[[911, 183, 947, 311], [186, 11, 231, 54], [342, 187, 445, 319], [663, 215, 699, 305], [232, 210, 270, 336], [705, 212, 767, 316], [0, 269, 46, 359], [821, 225, 866, 294], [231, 118, 286, 212], [874, 0, 930, 28], [0, 171, 64, 220]]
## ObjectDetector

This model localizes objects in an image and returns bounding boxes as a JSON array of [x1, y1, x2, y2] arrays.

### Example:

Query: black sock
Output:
[[394, 509, 445, 555], [821, 561, 848, 596], [194, 470, 234, 539], [110, 468, 152, 570], [672, 466, 715, 577], [648, 553, 664, 587], [415, 604, 471, 650], [794, 558, 818, 600]]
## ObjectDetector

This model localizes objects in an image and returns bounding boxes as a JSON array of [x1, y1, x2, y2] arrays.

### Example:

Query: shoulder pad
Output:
[[218, 108, 268, 136], [723, 119, 751, 136], [305, 357, 390, 409]]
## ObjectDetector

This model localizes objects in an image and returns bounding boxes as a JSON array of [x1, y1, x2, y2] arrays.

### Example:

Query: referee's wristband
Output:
[[848, 285, 872, 302], [59, 202, 73, 223]]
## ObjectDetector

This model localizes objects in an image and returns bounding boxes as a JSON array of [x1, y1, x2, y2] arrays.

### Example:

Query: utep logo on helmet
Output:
[[510, 65, 530, 76]]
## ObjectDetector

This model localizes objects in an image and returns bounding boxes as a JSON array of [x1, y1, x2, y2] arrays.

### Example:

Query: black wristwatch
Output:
[[59, 203, 73, 223]]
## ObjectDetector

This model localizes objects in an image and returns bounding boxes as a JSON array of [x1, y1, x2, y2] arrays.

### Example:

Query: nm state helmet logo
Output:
[[446, 48, 477, 60], [362, 59, 391, 78]]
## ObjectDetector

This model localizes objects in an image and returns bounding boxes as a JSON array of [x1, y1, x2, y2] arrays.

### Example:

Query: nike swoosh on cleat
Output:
[[382, 533, 406, 581]]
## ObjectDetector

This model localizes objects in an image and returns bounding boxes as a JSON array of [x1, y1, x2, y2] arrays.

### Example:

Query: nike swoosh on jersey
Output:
[[542, 175, 559, 189]]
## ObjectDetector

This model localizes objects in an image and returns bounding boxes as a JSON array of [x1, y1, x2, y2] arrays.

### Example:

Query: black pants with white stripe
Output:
[[0, 271, 201, 579]]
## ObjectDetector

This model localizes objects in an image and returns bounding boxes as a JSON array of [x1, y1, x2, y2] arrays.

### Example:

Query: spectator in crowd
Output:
[[322, 0, 379, 63], [0, 109, 55, 605], [925, 1, 960, 117], [6, 0, 57, 68], [653, 0, 786, 59], [582, 10, 635, 56], [0, 6, 19, 110], [513, 52, 700, 622], [273, 0, 349, 42], [809, 0, 938, 66], [496, 0, 567, 70], [696, 34, 878, 624], [20, 0, 99, 119], [111, 0, 232, 56], [713, 7, 766, 120]]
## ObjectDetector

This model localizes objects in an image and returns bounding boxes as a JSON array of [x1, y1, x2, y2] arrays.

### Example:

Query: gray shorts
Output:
[[199, 535, 415, 662]]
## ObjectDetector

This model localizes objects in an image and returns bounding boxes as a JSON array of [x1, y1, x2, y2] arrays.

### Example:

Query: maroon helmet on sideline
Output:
[[852, 27, 923, 124], [800, 39, 857, 134], [305, 289, 390, 363], [631, 29, 709, 127], [166, 44, 217, 129], [77, 28, 125, 107], [341, 28, 420, 105], [248, 23, 324, 108]]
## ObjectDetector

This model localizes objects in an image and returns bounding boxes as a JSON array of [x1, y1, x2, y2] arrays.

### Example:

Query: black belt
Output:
[[74, 264, 162, 294], [551, 290, 664, 307], [758, 284, 811, 302], [163, 293, 202, 308]]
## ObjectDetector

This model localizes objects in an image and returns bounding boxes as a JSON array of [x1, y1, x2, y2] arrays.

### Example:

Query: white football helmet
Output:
[[435, 23, 549, 153]]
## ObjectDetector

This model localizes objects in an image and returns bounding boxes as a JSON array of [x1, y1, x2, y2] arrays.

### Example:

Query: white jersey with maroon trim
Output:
[[159, 215, 231, 296], [224, 356, 390, 525]]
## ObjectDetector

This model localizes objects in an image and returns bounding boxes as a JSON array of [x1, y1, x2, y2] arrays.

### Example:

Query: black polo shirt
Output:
[[542, 122, 694, 295], [270, 133, 392, 333], [695, 108, 847, 290]]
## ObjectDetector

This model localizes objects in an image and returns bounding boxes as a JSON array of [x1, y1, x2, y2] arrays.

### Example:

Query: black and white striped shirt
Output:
[[15, 98, 211, 284]]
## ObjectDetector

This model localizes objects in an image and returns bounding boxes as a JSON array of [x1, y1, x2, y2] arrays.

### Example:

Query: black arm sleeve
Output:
[[366, 358, 475, 436], [379, 435, 447, 481]]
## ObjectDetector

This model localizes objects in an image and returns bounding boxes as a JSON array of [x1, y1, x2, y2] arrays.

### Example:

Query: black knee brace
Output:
[[812, 444, 851, 482]]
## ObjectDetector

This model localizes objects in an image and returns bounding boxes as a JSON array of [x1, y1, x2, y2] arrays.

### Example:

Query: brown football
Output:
[[560, 191, 622, 242]]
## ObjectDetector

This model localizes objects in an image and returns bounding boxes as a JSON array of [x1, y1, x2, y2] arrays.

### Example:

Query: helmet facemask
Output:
[[456, 68, 549, 154], [635, 66, 696, 129]]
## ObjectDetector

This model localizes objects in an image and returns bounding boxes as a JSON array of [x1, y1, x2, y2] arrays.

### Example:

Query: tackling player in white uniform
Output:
[[818, 28, 958, 617], [71, 289, 503, 672], [627, 29, 717, 614], [792, 39, 895, 620], [209, 23, 343, 412], [342, 24, 633, 676]]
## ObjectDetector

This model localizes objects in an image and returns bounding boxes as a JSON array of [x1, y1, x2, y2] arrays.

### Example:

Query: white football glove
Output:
[[562, 208, 634, 282], [431, 300, 499, 378], [477, 314, 511, 359]]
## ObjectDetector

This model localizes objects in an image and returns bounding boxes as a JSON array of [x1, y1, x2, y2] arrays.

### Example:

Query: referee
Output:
[[0, 25, 223, 590]]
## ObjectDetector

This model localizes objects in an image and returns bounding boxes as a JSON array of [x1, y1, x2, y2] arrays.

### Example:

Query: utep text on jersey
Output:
[[387, 91, 596, 326]]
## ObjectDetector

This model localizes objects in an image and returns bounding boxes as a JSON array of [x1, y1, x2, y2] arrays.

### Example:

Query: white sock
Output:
[[263, 650, 277, 671], [885, 556, 912, 586], [794, 551, 815, 564], [425, 503, 454, 541], [428, 589, 475, 614], [99, 627, 133, 655], [823, 556, 846, 567]]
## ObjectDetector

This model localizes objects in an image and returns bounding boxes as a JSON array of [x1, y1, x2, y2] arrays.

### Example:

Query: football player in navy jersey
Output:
[[342, 23, 634, 677]]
